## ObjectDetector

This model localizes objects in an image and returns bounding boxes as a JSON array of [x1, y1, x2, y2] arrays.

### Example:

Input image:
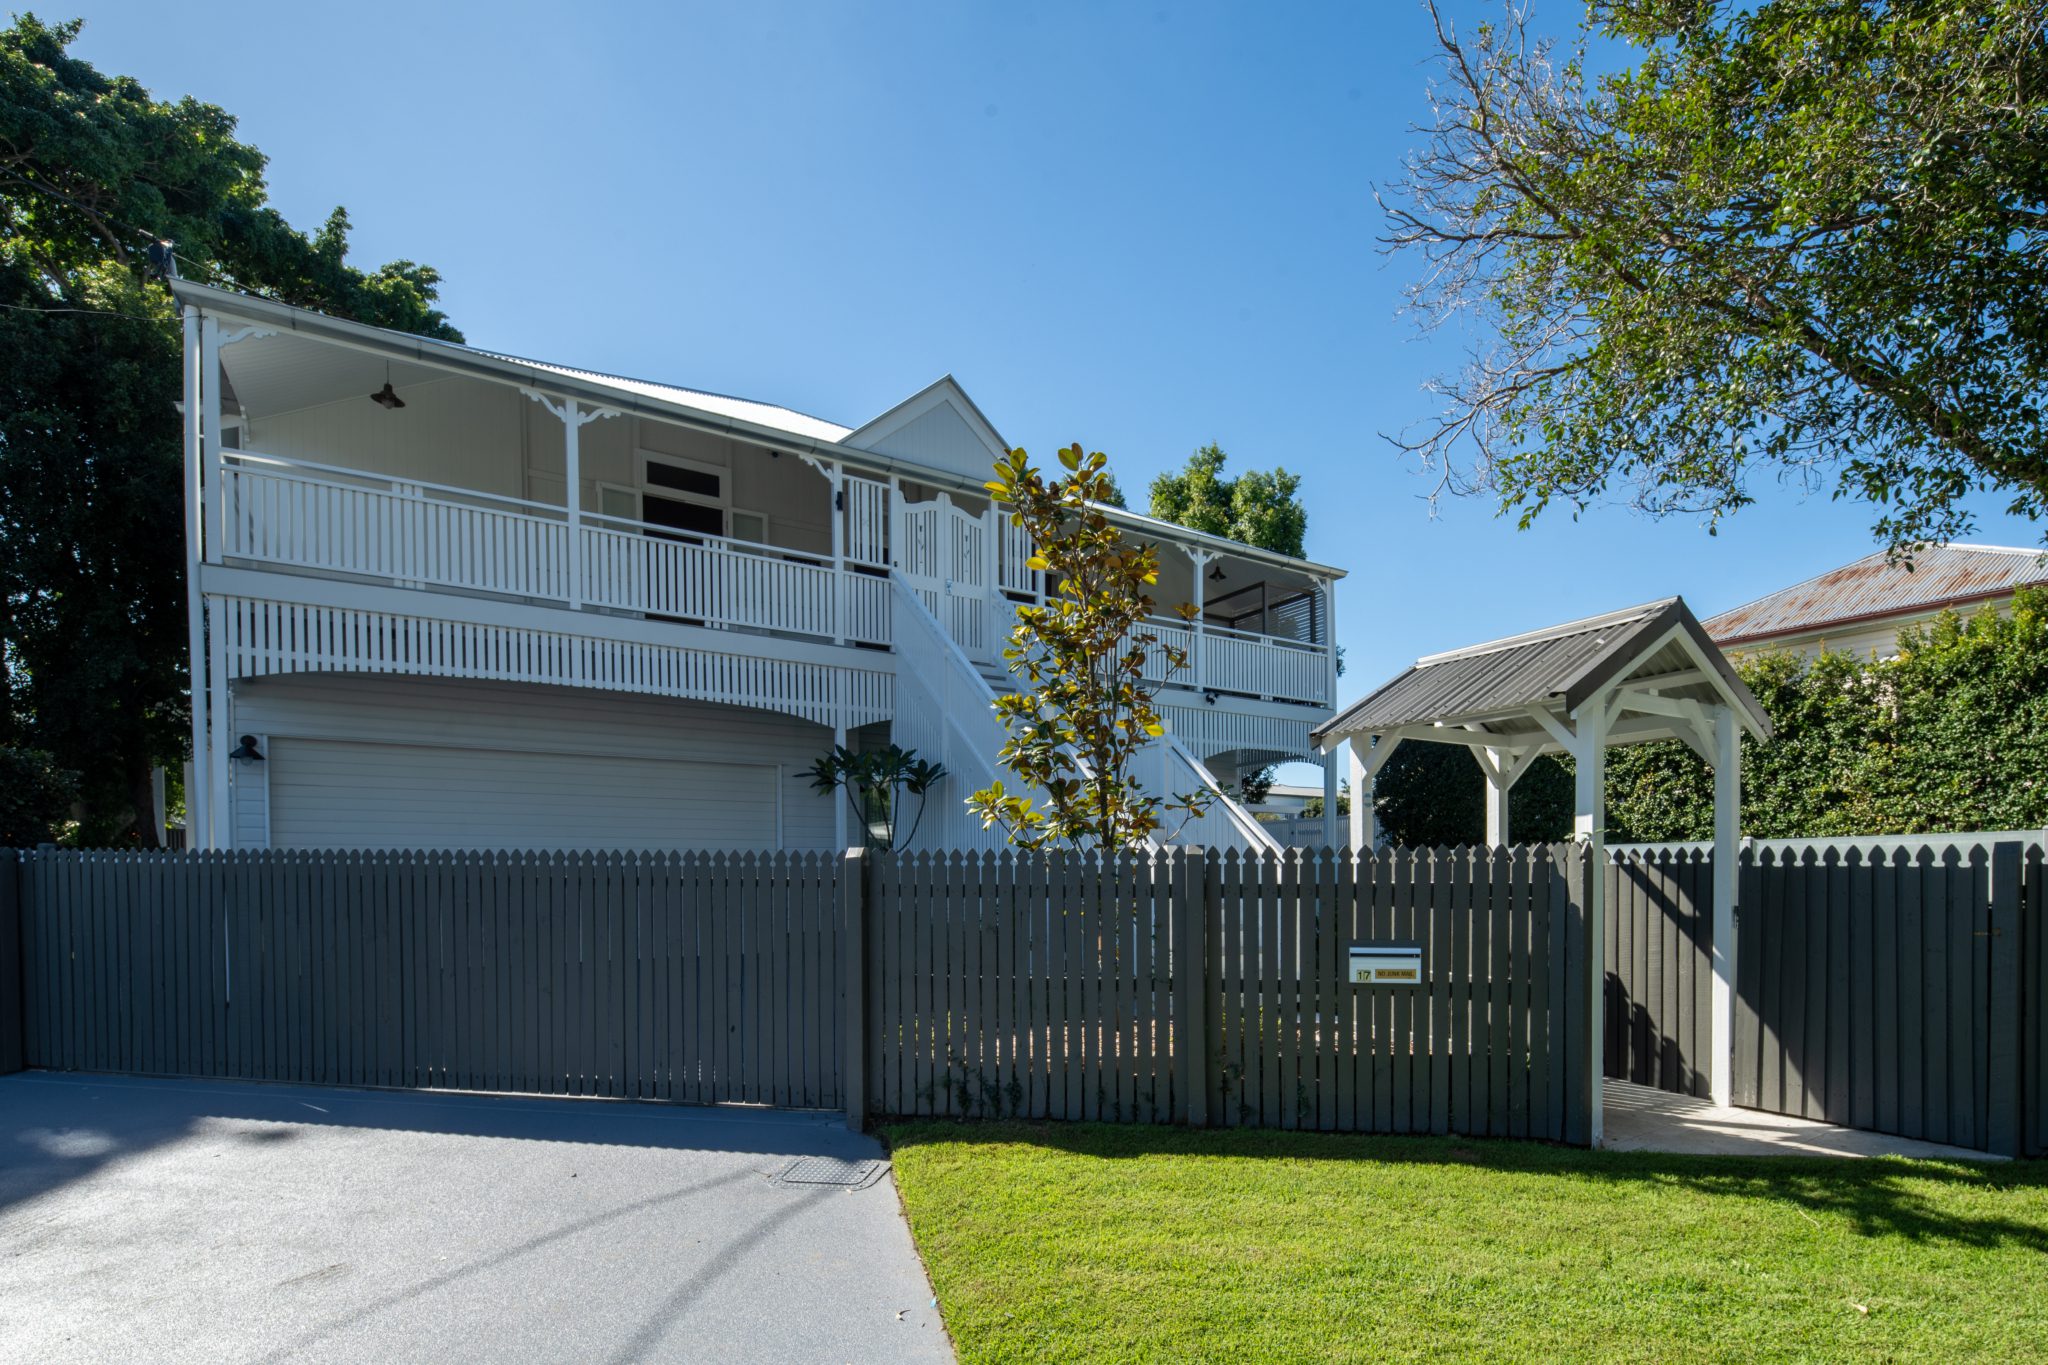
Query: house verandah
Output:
[[173, 280, 1345, 852]]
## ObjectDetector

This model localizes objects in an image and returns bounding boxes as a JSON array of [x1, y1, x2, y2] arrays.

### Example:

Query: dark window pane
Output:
[[643, 494, 724, 538], [645, 463, 721, 498]]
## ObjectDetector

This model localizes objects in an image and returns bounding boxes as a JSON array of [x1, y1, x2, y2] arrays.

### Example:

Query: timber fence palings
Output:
[[865, 845, 1590, 1142], [13, 848, 844, 1110], [13, 839, 2042, 1154]]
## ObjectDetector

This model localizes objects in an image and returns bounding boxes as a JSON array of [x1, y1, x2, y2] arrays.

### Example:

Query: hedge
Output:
[[1372, 586, 2048, 845]]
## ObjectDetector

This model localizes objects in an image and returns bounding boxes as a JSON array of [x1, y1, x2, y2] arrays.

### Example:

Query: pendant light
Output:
[[369, 360, 406, 410]]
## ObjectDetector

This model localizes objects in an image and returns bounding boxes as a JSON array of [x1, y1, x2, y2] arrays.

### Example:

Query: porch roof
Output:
[[170, 279, 1345, 581], [1313, 596, 1770, 751]]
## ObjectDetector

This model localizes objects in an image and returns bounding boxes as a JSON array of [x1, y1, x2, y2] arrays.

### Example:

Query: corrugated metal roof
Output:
[[490, 355, 854, 445], [1314, 597, 1771, 743], [1704, 544, 2048, 645]]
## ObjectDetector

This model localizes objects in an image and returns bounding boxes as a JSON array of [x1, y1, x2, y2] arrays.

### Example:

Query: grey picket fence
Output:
[[864, 846, 1595, 1144], [1604, 848, 1714, 1099], [6, 848, 846, 1109], [9, 839, 2040, 1155], [1731, 840, 2042, 1156]]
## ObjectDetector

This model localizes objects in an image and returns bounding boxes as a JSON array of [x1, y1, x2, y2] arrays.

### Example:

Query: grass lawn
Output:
[[886, 1122, 2048, 1364]]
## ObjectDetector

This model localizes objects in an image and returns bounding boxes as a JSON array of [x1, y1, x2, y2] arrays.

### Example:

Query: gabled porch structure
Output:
[[1313, 598, 1773, 1141]]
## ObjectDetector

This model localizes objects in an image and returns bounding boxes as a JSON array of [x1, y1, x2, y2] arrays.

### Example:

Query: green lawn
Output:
[[886, 1122, 2048, 1364]]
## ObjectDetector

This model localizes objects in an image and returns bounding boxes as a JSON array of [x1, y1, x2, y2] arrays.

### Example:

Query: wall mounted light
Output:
[[230, 735, 265, 763]]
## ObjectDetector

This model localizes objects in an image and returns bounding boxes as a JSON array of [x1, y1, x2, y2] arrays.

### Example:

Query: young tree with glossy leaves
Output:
[[968, 444, 1215, 852]]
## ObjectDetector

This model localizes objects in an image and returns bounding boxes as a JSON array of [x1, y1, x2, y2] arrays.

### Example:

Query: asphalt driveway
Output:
[[0, 1072, 951, 1363]]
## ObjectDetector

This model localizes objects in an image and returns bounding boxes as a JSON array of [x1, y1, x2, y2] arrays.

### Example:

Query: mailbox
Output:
[[1349, 944, 1422, 986]]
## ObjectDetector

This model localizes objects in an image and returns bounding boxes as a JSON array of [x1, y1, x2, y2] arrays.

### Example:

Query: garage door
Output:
[[265, 738, 780, 850]]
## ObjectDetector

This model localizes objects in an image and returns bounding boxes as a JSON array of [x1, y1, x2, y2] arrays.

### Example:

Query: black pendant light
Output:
[[1208, 561, 1226, 582], [369, 360, 405, 410]]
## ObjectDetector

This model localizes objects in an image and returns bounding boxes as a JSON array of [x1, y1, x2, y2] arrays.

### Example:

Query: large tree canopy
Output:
[[1, 14, 460, 844], [1383, 0, 2048, 555], [1147, 443, 1308, 559]]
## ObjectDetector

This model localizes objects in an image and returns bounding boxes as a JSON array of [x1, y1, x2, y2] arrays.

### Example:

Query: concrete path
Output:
[[1602, 1079, 2006, 1160], [0, 1073, 952, 1363]]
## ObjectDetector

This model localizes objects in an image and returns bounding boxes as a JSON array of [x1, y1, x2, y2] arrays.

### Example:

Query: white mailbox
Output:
[[1349, 945, 1422, 986]]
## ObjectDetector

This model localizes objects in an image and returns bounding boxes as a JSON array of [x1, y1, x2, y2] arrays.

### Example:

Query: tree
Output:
[[968, 444, 1214, 851], [1382, 1, 2048, 556], [806, 743, 947, 852], [1147, 443, 1307, 559], [0, 745, 77, 846], [1, 15, 460, 843], [1302, 778, 1351, 820], [1371, 743, 1574, 847]]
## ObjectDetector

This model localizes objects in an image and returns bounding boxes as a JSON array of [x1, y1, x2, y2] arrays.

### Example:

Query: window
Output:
[[645, 462, 721, 499]]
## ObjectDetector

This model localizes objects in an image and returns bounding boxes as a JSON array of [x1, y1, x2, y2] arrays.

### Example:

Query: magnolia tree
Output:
[[967, 444, 1214, 852]]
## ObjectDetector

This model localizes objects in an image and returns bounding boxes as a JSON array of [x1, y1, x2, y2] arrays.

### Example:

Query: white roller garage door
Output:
[[265, 738, 780, 850]]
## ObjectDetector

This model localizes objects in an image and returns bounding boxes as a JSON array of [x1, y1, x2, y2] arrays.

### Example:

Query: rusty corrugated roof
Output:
[[1703, 544, 2048, 646]]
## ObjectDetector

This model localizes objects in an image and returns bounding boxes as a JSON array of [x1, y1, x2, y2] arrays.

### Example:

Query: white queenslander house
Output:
[[171, 280, 1344, 854]]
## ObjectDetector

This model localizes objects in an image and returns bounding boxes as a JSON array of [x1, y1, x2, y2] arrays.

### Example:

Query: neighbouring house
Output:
[[1704, 543, 2048, 661], [171, 280, 1342, 853]]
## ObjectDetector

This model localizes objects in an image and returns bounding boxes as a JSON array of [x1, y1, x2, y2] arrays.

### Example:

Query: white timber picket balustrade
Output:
[[1201, 622, 1328, 705], [223, 455, 568, 601], [223, 452, 890, 648]]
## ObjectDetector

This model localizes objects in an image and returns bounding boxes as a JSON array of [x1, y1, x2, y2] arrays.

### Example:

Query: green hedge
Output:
[[1373, 587, 2048, 845]]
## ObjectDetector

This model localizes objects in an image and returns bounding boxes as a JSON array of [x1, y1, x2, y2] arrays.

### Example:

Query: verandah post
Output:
[[841, 846, 869, 1131]]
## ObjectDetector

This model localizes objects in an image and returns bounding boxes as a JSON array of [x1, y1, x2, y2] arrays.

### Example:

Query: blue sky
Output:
[[62, 1, 2041, 739]]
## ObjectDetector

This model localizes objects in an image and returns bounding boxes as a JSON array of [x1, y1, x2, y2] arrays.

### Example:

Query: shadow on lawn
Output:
[[882, 1119, 2048, 1254]]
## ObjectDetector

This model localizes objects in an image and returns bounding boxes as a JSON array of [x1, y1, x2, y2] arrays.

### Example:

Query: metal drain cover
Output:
[[772, 1156, 886, 1190]]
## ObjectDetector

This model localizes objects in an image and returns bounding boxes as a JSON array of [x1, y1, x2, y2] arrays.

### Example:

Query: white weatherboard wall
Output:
[[227, 673, 840, 851]]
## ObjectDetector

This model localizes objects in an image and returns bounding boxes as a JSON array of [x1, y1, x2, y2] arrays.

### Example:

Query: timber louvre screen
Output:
[[15, 849, 844, 1108]]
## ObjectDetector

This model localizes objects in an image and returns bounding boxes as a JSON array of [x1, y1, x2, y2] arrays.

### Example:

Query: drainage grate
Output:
[[772, 1156, 886, 1190]]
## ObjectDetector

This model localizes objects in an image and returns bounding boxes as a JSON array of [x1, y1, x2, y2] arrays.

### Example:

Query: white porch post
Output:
[[1188, 549, 1209, 690], [182, 306, 210, 848], [199, 315, 225, 566], [207, 598, 232, 851], [1710, 704, 1741, 1107], [523, 390, 620, 612], [1345, 738, 1372, 851], [1321, 577, 1338, 708], [827, 461, 847, 644], [1572, 704, 1609, 1146], [1322, 750, 1340, 848], [1483, 749, 1512, 848], [563, 399, 584, 610]]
